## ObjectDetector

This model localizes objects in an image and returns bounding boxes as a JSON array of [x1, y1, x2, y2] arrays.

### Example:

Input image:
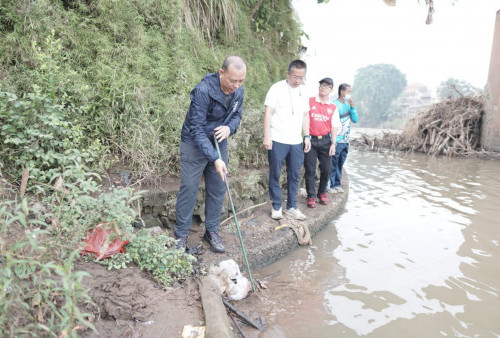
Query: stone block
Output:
[[134, 214, 163, 229]]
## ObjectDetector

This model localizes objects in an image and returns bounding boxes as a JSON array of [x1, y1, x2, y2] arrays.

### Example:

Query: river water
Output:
[[245, 148, 500, 337]]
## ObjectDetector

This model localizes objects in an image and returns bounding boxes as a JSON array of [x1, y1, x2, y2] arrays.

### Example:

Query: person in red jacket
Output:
[[304, 78, 341, 208]]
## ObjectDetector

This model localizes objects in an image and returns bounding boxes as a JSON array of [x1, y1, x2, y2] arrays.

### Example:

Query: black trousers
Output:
[[304, 137, 332, 198]]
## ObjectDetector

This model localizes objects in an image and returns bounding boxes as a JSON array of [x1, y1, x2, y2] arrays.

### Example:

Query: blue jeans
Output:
[[330, 142, 349, 188], [268, 141, 304, 211], [174, 141, 228, 238]]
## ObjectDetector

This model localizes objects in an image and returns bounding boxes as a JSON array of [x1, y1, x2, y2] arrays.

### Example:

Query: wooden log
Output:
[[361, 134, 371, 146], [442, 129, 465, 151], [435, 136, 450, 155], [422, 135, 429, 152], [198, 277, 234, 338]]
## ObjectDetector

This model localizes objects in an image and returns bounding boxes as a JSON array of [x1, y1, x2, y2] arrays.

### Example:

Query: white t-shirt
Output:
[[264, 80, 309, 145]]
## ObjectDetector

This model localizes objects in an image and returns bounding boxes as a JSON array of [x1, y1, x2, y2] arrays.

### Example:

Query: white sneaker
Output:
[[271, 207, 283, 220], [334, 186, 344, 193], [284, 207, 306, 220], [326, 187, 336, 194]]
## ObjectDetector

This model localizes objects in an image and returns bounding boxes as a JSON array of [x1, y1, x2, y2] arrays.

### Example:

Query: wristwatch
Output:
[[304, 135, 311, 141]]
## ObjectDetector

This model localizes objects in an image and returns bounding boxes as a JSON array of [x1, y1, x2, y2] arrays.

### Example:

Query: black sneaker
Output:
[[203, 231, 226, 253], [174, 237, 187, 251]]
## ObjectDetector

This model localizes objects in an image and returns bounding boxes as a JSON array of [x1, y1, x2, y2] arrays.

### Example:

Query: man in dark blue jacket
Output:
[[174, 55, 246, 253]]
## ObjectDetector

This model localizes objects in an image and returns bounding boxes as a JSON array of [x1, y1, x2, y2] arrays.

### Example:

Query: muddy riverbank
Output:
[[79, 170, 349, 336]]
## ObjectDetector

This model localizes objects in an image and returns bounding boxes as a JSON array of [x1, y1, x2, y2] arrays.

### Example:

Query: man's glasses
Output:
[[320, 83, 333, 89], [290, 75, 305, 81]]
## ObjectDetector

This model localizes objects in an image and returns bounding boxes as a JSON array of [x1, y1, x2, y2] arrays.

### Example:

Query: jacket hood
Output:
[[201, 72, 243, 107]]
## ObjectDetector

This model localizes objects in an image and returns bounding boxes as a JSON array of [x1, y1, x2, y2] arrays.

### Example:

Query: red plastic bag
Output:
[[80, 223, 130, 260]]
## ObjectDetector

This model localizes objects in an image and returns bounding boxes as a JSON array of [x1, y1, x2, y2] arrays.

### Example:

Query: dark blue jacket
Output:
[[181, 72, 244, 162]]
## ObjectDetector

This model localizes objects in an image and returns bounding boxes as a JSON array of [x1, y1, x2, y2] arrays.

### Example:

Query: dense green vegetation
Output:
[[1, 0, 302, 182], [0, 0, 303, 335], [352, 63, 407, 127], [1, 167, 197, 336]]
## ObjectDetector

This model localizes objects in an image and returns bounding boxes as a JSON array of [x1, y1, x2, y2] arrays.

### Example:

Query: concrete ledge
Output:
[[137, 169, 269, 229], [138, 169, 349, 270], [199, 171, 349, 271]]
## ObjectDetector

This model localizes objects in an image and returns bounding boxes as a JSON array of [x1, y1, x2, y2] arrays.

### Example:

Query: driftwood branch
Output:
[[20, 168, 29, 198], [450, 84, 464, 97], [220, 201, 268, 226], [229, 314, 246, 338], [352, 97, 500, 159], [222, 297, 263, 331]]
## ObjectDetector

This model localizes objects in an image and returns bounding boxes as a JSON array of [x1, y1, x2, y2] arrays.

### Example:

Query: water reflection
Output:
[[248, 149, 500, 337]]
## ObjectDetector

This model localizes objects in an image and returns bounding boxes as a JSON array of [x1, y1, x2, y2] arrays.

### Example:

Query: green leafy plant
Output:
[[0, 201, 96, 337], [0, 28, 107, 185], [0, 164, 149, 335], [100, 229, 196, 286], [0, 87, 97, 184], [36, 165, 141, 257]]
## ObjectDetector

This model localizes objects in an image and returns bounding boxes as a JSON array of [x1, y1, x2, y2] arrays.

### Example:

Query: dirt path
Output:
[[79, 261, 203, 337]]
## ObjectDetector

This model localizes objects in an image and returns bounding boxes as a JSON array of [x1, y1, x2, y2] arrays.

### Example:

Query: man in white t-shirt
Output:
[[262, 60, 311, 220]]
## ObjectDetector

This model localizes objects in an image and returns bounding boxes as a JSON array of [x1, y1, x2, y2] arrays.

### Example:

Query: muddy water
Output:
[[247, 149, 500, 337]]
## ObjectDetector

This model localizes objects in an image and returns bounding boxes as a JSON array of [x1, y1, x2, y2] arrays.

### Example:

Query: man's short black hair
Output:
[[338, 83, 351, 96], [288, 59, 307, 73]]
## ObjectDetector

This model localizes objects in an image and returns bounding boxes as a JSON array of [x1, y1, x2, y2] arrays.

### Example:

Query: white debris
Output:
[[208, 259, 251, 301], [298, 187, 307, 197]]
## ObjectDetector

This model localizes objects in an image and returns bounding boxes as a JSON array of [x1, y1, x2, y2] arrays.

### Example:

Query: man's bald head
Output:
[[221, 55, 247, 71], [219, 55, 247, 95]]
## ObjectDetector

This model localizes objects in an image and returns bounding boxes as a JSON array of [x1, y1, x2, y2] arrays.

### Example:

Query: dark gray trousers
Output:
[[304, 137, 332, 198], [174, 141, 228, 238]]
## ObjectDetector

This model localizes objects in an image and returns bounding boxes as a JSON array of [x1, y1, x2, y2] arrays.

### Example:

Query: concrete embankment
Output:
[[139, 168, 349, 269]]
